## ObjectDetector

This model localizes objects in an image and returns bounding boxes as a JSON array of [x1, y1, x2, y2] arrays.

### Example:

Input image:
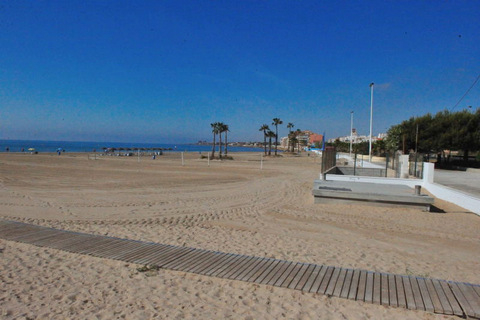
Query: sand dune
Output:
[[1, 152, 478, 319]]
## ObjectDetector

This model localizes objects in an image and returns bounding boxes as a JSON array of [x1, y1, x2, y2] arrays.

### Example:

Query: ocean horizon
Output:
[[0, 139, 262, 153]]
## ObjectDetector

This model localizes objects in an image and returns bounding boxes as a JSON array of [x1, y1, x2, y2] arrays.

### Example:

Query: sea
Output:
[[0, 139, 262, 153]]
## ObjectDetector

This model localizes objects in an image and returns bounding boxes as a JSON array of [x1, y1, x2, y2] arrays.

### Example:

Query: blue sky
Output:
[[1, 1, 479, 143]]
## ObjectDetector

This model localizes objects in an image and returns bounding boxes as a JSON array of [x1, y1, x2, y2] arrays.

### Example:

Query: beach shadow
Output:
[[429, 205, 446, 213]]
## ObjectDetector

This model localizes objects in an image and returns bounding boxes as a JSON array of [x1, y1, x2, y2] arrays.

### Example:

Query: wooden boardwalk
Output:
[[1, 219, 479, 319]]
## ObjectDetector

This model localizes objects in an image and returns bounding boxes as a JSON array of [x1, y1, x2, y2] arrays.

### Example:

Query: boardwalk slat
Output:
[[380, 273, 389, 306], [347, 269, 361, 300], [417, 278, 435, 313], [187, 252, 227, 274], [450, 282, 474, 317], [403, 276, 416, 310], [155, 248, 197, 268], [409, 277, 426, 311], [206, 254, 241, 277], [457, 283, 480, 318], [192, 253, 233, 275], [104, 242, 146, 259], [473, 285, 480, 298], [395, 275, 406, 308], [7, 228, 50, 241], [308, 265, 328, 293], [289, 263, 311, 290], [273, 262, 298, 287], [163, 249, 206, 270], [48, 235, 91, 250], [325, 267, 341, 296], [217, 255, 252, 278], [425, 279, 444, 314], [82, 239, 128, 256], [432, 280, 453, 315], [356, 270, 367, 302], [372, 272, 381, 305], [223, 256, 257, 279], [295, 264, 316, 291], [198, 253, 234, 275], [333, 268, 347, 297], [18, 231, 63, 244], [282, 263, 305, 288], [135, 245, 178, 265], [10, 229, 56, 242], [33, 232, 78, 246], [241, 258, 273, 282], [364, 272, 374, 303], [234, 257, 267, 281], [78, 238, 121, 255], [388, 274, 397, 307], [126, 244, 170, 264], [251, 259, 280, 283], [340, 269, 354, 299], [179, 251, 217, 272], [261, 261, 290, 285]]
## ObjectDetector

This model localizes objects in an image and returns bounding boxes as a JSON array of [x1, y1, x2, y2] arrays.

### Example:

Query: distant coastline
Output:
[[0, 139, 262, 153]]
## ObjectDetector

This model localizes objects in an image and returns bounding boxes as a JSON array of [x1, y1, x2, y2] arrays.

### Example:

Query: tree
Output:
[[287, 122, 294, 152], [259, 124, 270, 155], [267, 130, 276, 156], [210, 122, 219, 158], [217, 122, 225, 159], [222, 124, 230, 156], [272, 118, 283, 155]]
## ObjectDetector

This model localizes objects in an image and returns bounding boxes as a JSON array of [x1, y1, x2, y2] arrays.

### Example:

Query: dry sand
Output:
[[0, 152, 478, 319]]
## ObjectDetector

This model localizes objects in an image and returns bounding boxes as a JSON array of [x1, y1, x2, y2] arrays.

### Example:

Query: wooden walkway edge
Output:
[[1, 220, 479, 319]]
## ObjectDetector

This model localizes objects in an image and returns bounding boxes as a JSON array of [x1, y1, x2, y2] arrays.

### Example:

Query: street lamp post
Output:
[[349, 111, 354, 157], [369, 82, 374, 162]]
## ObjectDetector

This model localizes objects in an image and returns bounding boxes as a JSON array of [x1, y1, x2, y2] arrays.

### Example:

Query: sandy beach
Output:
[[0, 152, 478, 319]]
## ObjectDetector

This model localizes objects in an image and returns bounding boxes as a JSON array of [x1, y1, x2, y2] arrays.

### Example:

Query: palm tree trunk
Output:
[[225, 131, 228, 156], [268, 136, 272, 156], [263, 130, 267, 155], [219, 131, 222, 159], [274, 125, 278, 155], [211, 133, 216, 158]]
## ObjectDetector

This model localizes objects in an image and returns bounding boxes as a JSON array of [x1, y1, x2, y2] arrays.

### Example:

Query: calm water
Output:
[[0, 139, 262, 153]]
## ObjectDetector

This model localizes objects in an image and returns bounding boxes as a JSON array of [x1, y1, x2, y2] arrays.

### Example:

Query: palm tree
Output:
[[210, 122, 219, 158], [259, 124, 270, 155], [267, 130, 276, 156], [217, 122, 224, 159], [222, 124, 230, 157], [287, 122, 294, 152], [272, 118, 283, 155]]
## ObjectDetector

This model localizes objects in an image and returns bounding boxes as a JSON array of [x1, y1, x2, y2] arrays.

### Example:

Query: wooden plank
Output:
[[431, 280, 453, 315], [372, 272, 381, 305], [440, 281, 464, 316], [125, 244, 169, 264], [380, 273, 389, 306], [473, 285, 480, 298], [83, 239, 129, 256], [10, 229, 56, 242], [178, 251, 216, 272], [216, 255, 250, 278], [417, 278, 435, 313], [106, 242, 147, 260], [280, 263, 304, 288], [33, 232, 79, 246], [288, 263, 310, 290], [261, 261, 290, 285], [187, 252, 227, 274], [395, 275, 406, 308], [19, 231, 63, 244], [409, 277, 426, 311], [294, 264, 316, 291], [402, 276, 416, 310], [332, 268, 347, 297], [152, 247, 195, 267], [135, 245, 178, 265], [273, 262, 298, 287], [388, 274, 397, 307], [425, 279, 444, 314], [364, 272, 374, 303], [223, 256, 257, 279], [130, 245, 174, 265], [325, 267, 341, 296], [197, 253, 234, 275], [163, 249, 206, 270], [450, 282, 474, 318], [340, 269, 354, 299], [250, 259, 280, 283], [77, 238, 122, 255], [48, 235, 91, 250], [347, 269, 360, 300], [6, 228, 49, 240], [207, 254, 243, 277], [308, 265, 328, 294], [356, 270, 367, 301], [457, 283, 480, 318], [234, 257, 268, 281]]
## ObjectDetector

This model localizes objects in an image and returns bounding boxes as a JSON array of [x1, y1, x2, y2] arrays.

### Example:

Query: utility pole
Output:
[[369, 82, 374, 162], [349, 111, 354, 157]]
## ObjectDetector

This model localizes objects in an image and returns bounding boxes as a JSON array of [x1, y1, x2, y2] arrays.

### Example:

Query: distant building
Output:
[[280, 130, 324, 148], [328, 131, 387, 143]]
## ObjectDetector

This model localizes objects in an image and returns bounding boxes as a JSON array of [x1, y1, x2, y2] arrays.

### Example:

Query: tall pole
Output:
[[369, 82, 374, 162], [349, 111, 354, 157]]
